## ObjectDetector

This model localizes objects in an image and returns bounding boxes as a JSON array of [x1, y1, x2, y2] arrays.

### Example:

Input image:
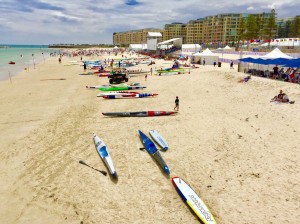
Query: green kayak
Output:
[[99, 86, 146, 91], [156, 68, 185, 73]]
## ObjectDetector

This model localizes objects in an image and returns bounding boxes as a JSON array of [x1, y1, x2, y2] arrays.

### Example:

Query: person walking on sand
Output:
[[145, 74, 148, 81], [174, 96, 179, 111], [83, 62, 87, 71], [203, 58, 205, 66], [230, 60, 234, 69]]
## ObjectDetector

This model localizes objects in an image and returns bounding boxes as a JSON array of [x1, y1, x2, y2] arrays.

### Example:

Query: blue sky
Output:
[[0, 0, 299, 45]]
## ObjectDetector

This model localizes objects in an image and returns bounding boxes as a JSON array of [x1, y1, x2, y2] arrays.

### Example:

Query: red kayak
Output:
[[102, 111, 177, 117], [8, 61, 16, 64], [93, 70, 110, 74], [103, 93, 158, 99], [97, 73, 110, 77]]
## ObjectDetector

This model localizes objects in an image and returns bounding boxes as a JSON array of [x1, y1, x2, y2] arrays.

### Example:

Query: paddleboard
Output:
[[172, 177, 217, 224], [149, 130, 168, 151], [93, 133, 117, 178]]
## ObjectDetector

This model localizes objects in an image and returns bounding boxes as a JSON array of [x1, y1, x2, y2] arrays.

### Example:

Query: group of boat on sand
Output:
[[79, 56, 217, 224]]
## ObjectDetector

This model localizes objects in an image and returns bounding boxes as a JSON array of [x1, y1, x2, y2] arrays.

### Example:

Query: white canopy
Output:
[[193, 48, 216, 56], [148, 32, 162, 37], [223, 45, 232, 49], [128, 44, 147, 51], [267, 38, 299, 47], [223, 45, 235, 52], [261, 42, 299, 47], [192, 48, 219, 65], [260, 48, 293, 59], [181, 44, 201, 53], [157, 38, 182, 46]]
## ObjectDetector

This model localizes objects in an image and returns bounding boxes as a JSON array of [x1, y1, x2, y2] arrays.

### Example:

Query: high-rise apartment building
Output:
[[113, 28, 163, 46], [113, 12, 278, 47], [185, 19, 204, 44], [163, 23, 186, 42]]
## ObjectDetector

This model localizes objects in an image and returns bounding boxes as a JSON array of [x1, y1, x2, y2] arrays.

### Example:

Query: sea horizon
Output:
[[0, 44, 50, 48]]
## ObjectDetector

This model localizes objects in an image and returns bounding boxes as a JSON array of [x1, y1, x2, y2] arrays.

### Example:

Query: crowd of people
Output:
[[247, 66, 299, 84], [272, 65, 298, 83]]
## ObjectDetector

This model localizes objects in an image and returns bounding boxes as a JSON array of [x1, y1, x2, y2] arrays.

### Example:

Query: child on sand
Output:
[[238, 75, 251, 83], [174, 96, 179, 111]]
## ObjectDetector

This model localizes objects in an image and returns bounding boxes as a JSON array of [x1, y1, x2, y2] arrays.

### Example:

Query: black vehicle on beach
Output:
[[108, 71, 129, 84]]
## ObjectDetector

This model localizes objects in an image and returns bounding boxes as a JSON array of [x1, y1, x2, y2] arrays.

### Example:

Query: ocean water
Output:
[[0, 45, 58, 81]]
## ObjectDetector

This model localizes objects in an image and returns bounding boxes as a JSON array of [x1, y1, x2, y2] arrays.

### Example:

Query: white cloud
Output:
[[0, 0, 298, 44]]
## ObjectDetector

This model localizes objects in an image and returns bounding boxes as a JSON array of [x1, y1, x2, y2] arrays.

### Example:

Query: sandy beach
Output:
[[0, 51, 299, 224]]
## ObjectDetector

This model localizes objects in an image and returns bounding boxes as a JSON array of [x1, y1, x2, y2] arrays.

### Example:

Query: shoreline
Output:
[[0, 51, 299, 223], [0, 47, 59, 81]]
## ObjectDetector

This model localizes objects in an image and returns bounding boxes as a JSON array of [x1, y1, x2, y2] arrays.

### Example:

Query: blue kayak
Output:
[[138, 130, 170, 175]]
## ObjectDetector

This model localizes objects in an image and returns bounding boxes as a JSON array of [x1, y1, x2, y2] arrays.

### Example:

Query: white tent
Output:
[[157, 38, 182, 48], [260, 48, 293, 59], [128, 44, 147, 51], [192, 48, 219, 65], [159, 44, 173, 50], [148, 32, 162, 37], [264, 38, 300, 47], [223, 45, 235, 52], [181, 44, 201, 53]]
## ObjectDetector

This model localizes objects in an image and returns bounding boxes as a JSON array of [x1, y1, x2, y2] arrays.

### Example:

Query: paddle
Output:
[[40, 78, 66, 81], [79, 160, 107, 176]]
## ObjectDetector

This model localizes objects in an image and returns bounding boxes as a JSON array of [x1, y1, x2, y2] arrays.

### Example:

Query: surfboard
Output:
[[149, 130, 168, 151], [172, 177, 217, 224], [93, 133, 117, 178]]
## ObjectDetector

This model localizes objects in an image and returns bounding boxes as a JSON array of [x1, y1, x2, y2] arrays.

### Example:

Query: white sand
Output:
[[0, 51, 299, 224]]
